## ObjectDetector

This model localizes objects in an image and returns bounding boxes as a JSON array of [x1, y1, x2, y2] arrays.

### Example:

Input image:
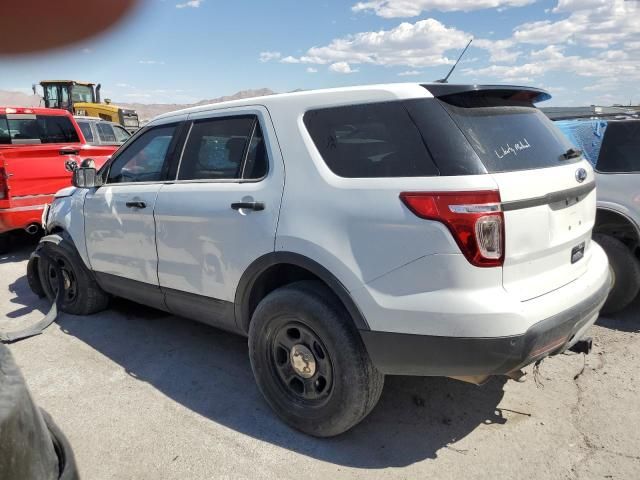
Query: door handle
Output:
[[59, 147, 80, 155], [125, 201, 146, 209], [231, 201, 265, 211]]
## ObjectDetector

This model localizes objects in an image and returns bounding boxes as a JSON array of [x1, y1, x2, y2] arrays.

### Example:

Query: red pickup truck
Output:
[[0, 107, 120, 252]]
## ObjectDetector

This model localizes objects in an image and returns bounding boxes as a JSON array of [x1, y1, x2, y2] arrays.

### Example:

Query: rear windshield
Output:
[[303, 102, 439, 178], [437, 94, 576, 173], [597, 121, 640, 173], [0, 114, 79, 144]]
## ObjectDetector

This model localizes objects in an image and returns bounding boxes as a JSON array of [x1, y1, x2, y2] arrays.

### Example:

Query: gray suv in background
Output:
[[556, 118, 640, 313], [75, 116, 131, 146]]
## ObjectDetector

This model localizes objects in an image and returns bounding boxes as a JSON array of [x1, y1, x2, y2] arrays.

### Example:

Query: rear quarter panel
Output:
[[267, 95, 499, 293], [595, 171, 640, 231]]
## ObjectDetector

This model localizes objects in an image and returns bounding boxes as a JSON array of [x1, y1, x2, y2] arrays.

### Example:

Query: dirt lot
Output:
[[2, 239, 639, 480]]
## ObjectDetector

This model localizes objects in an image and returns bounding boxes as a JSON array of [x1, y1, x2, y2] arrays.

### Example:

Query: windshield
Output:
[[72, 85, 94, 103]]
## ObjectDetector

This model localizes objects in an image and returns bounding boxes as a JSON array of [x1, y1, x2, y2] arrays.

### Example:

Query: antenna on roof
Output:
[[435, 38, 473, 84]]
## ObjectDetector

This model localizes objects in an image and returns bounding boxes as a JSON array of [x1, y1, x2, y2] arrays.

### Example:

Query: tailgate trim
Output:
[[501, 182, 595, 212]]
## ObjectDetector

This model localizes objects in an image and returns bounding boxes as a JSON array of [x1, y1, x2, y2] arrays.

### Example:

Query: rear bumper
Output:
[[0, 204, 48, 234], [361, 275, 609, 376]]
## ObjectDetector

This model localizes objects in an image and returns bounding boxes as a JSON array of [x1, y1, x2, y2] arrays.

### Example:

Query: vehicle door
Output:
[[154, 107, 284, 329], [83, 119, 183, 308], [0, 113, 82, 204]]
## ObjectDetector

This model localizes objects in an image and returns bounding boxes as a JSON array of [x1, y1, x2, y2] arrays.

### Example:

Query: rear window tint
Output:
[[304, 102, 439, 178], [4, 114, 79, 144], [438, 96, 575, 173], [596, 121, 640, 173]]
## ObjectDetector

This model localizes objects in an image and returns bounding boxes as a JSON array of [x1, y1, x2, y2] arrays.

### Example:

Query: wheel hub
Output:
[[290, 344, 316, 378]]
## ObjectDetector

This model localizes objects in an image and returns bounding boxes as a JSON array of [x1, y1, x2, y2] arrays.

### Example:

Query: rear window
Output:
[[303, 102, 439, 178], [2, 114, 80, 144], [597, 121, 640, 173], [437, 93, 575, 173]]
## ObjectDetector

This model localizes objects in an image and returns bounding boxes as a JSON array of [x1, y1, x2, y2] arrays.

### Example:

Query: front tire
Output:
[[36, 238, 109, 315], [248, 281, 384, 437], [594, 233, 640, 315]]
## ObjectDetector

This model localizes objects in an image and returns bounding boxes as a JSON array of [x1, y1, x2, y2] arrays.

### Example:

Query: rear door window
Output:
[[596, 121, 640, 173], [77, 121, 94, 143], [5, 114, 80, 144], [437, 93, 575, 173], [304, 102, 439, 178], [177, 116, 258, 181]]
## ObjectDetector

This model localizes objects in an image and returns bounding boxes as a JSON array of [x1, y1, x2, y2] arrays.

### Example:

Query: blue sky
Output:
[[0, 0, 638, 106]]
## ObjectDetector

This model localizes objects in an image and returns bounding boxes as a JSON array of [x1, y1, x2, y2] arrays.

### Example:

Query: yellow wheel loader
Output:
[[34, 80, 140, 133]]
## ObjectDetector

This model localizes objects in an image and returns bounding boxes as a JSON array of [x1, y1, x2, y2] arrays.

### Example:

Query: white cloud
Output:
[[282, 19, 471, 68], [352, 0, 534, 18], [464, 45, 640, 83], [513, 0, 639, 48], [176, 0, 203, 8], [329, 62, 359, 74], [306, 67, 318, 73], [259, 51, 281, 63], [473, 38, 521, 63], [115, 83, 132, 88], [81, 48, 91, 54], [138, 60, 165, 65], [280, 56, 300, 64], [398, 70, 421, 76]]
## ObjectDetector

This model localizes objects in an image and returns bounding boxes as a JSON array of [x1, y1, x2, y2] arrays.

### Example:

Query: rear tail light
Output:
[[400, 190, 504, 267], [0, 167, 8, 200]]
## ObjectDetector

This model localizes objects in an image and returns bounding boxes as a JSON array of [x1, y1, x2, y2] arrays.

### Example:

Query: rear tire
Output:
[[36, 238, 109, 315], [594, 233, 640, 315], [248, 280, 384, 437], [0, 233, 10, 255]]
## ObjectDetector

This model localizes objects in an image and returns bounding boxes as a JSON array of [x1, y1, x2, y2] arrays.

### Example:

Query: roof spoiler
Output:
[[422, 84, 552, 104]]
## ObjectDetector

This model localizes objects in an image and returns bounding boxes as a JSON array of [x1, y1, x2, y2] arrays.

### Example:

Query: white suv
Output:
[[29, 83, 610, 437]]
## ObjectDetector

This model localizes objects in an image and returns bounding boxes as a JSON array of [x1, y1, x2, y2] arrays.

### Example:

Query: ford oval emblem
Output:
[[575, 168, 587, 183]]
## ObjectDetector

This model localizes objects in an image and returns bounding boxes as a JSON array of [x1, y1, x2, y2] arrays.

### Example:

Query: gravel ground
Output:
[[2, 238, 639, 480]]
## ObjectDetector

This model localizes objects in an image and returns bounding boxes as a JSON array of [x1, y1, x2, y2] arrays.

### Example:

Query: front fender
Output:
[[45, 189, 90, 268]]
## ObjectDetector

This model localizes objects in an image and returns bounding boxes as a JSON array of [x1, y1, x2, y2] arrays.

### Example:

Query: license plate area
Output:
[[571, 242, 585, 264]]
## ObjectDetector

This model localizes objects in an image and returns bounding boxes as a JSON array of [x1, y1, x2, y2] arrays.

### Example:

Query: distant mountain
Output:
[[0, 88, 277, 122], [0, 90, 41, 107], [118, 88, 276, 122]]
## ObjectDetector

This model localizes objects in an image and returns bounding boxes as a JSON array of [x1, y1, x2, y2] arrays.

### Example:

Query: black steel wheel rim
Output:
[[269, 320, 334, 405], [46, 256, 77, 303]]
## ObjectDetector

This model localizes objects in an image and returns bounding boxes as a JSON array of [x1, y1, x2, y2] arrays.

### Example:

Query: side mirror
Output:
[[80, 158, 96, 168], [72, 167, 102, 188]]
